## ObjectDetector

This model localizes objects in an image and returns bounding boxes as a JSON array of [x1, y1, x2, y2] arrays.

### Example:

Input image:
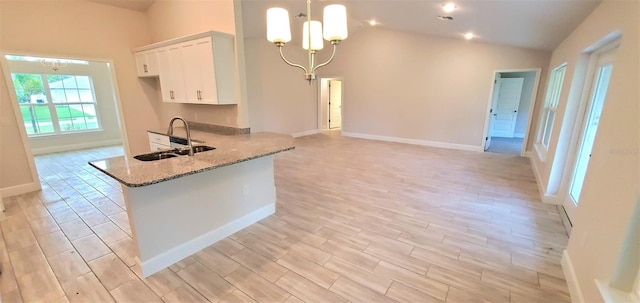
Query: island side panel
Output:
[[122, 156, 276, 277]]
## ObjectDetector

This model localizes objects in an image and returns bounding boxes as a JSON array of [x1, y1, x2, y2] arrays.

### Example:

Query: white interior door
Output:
[[491, 78, 524, 138], [329, 80, 342, 129], [563, 48, 616, 222]]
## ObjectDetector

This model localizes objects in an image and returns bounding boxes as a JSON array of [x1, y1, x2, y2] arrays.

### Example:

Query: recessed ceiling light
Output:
[[464, 32, 474, 40], [442, 2, 457, 13], [369, 19, 378, 26]]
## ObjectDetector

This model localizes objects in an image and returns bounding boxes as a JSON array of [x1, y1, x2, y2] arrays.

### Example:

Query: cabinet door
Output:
[[180, 41, 203, 103], [145, 51, 159, 76], [148, 132, 170, 151], [181, 38, 218, 104], [157, 46, 187, 103], [195, 39, 219, 104], [135, 51, 160, 77], [135, 52, 148, 76]]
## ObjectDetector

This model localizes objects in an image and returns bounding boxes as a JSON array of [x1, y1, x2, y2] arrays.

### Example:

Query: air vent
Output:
[[438, 15, 454, 21]]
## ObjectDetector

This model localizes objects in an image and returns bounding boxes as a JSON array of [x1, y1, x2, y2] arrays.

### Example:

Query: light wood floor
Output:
[[0, 132, 570, 302]]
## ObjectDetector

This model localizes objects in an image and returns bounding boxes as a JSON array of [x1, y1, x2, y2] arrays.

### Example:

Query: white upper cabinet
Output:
[[157, 45, 187, 103], [134, 31, 237, 105], [181, 38, 217, 103], [134, 50, 159, 77]]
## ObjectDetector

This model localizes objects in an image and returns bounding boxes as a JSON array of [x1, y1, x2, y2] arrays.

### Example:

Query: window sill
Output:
[[27, 128, 104, 138], [597, 280, 639, 303]]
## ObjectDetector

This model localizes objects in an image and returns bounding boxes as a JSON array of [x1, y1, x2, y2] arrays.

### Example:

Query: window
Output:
[[536, 64, 567, 156], [11, 73, 100, 136]]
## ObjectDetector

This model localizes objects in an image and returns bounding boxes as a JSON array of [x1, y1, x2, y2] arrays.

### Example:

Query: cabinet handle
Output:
[[143, 64, 148, 73]]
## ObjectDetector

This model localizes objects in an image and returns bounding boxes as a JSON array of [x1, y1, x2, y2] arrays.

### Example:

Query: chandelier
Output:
[[40, 59, 68, 71], [267, 0, 348, 84]]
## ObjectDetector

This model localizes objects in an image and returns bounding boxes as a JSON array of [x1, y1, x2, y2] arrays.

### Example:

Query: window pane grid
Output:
[[537, 64, 567, 150], [12, 73, 100, 136]]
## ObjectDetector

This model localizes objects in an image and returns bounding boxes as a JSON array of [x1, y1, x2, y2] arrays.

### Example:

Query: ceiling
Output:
[[88, 0, 600, 51], [89, 0, 155, 12], [241, 0, 600, 51]]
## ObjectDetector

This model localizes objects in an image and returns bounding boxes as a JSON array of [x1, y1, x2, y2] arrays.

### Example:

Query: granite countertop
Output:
[[89, 128, 294, 187]]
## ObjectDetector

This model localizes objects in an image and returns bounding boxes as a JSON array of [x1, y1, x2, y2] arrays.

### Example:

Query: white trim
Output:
[[0, 52, 42, 195], [557, 205, 572, 235], [107, 60, 132, 157], [563, 250, 585, 303], [534, 142, 548, 162], [342, 132, 482, 152], [596, 280, 640, 303], [527, 153, 562, 205], [544, 194, 562, 205], [139, 203, 275, 277], [292, 129, 320, 138], [529, 153, 547, 201], [520, 69, 542, 157], [31, 139, 122, 155], [0, 182, 41, 198]]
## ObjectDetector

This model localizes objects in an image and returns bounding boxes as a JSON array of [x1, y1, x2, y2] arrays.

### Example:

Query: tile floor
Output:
[[0, 133, 570, 302]]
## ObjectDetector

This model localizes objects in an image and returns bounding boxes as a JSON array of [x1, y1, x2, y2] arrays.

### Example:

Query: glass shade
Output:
[[267, 8, 291, 43], [303, 21, 324, 50], [323, 4, 348, 41]]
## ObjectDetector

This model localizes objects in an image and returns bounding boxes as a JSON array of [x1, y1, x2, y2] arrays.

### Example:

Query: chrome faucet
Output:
[[167, 116, 194, 156]]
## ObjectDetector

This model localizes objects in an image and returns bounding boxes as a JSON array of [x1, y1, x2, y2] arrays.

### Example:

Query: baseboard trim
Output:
[[292, 129, 321, 138], [562, 250, 585, 303], [558, 205, 572, 235], [0, 182, 41, 198], [31, 139, 122, 155], [514, 133, 525, 139], [139, 203, 275, 277], [528, 155, 549, 203], [342, 132, 483, 152]]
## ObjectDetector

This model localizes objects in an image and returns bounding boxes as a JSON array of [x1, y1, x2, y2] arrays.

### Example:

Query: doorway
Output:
[[2, 54, 125, 155], [561, 46, 617, 222], [484, 69, 541, 156], [1, 53, 129, 201], [319, 78, 343, 131]]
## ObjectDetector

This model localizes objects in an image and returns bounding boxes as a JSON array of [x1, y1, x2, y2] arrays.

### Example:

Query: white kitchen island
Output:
[[89, 131, 294, 277]]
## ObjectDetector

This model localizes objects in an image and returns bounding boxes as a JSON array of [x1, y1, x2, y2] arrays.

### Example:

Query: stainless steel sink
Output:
[[172, 145, 216, 155], [134, 145, 215, 161], [134, 152, 179, 161]]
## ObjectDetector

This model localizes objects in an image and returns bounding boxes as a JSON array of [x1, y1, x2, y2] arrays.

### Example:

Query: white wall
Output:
[[500, 71, 537, 138], [244, 38, 319, 135], [248, 27, 551, 148], [144, 0, 250, 129], [527, 0, 639, 301], [5, 60, 123, 154], [0, 0, 158, 196]]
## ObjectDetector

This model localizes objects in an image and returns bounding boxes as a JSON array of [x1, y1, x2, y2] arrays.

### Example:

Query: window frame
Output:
[[535, 63, 568, 161], [13, 73, 103, 137]]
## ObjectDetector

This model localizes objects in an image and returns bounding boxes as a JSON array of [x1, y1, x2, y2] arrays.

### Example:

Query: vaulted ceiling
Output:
[[241, 0, 600, 51], [89, 0, 600, 51]]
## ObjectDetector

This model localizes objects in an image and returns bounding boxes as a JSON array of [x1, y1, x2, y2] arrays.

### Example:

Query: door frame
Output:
[[0, 50, 131, 198], [481, 68, 542, 156], [318, 77, 344, 131], [559, 43, 618, 223]]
